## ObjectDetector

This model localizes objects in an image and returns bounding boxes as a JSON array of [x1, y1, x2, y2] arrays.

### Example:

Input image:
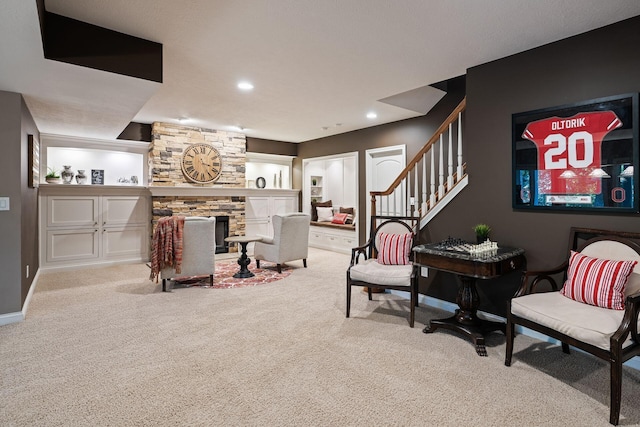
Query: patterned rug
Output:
[[171, 260, 292, 289]]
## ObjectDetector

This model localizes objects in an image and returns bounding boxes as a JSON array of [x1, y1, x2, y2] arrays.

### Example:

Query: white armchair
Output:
[[161, 216, 216, 291], [254, 213, 311, 273]]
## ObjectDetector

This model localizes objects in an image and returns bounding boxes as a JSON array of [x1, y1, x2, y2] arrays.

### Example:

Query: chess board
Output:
[[433, 237, 475, 253]]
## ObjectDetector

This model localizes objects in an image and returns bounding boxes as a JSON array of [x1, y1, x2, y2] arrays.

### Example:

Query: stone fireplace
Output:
[[149, 122, 248, 251]]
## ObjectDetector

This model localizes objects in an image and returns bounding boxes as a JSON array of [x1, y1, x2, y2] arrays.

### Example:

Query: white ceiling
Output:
[[1, 1, 640, 143]]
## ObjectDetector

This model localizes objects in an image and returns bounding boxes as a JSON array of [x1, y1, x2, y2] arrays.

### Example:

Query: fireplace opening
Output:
[[215, 216, 229, 253]]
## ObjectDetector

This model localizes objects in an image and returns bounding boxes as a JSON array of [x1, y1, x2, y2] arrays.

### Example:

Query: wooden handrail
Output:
[[370, 97, 466, 198]]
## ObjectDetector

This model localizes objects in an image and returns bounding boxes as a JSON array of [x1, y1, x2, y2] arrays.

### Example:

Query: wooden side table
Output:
[[413, 241, 526, 356], [224, 235, 263, 278]]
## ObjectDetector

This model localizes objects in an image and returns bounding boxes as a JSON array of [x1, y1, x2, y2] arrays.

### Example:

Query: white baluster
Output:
[[447, 123, 454, 189], [422, 154, 428, 212], [457, 111, 463, 180], [414, 165, 419, 216], [429, 148, 436, 207], [438, 134, 445, 200]]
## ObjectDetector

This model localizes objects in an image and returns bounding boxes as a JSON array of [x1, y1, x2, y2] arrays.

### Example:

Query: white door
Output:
[[365, 145, 406, 233]]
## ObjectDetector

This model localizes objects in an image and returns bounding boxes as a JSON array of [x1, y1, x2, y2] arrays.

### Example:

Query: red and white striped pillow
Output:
[[377, 232, 413, 265], [560, 250, 638, 310]]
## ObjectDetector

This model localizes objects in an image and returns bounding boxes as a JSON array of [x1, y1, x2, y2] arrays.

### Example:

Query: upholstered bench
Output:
[[505, 227, 640, 425]]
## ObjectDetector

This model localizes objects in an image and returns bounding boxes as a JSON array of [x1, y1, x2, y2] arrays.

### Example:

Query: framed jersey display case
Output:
[[512, 93, 639, 213]]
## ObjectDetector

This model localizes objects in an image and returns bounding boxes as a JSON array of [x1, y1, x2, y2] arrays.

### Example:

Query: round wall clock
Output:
[[181, 143, 222, 184]]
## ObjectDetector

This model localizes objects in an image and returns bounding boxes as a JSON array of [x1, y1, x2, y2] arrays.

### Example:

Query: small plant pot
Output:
[[46, 177, 62, 184]]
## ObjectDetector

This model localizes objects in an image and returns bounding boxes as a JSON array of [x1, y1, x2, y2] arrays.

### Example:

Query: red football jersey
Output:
[[522, 111, 621, 195]]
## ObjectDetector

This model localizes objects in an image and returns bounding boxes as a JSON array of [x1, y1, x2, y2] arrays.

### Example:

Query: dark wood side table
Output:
[[224, 235, 263, 278], [413, 242, 526, 356]]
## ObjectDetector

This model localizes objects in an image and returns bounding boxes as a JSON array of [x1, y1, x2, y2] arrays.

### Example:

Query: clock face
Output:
[[181, 143, 222, 184]]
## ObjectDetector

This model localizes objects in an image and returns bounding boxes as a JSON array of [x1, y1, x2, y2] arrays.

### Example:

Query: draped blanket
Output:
[[150, 216, 185, 283]]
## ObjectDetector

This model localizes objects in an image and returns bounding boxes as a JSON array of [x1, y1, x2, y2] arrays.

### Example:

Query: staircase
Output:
[[369, 97, 467, 234]]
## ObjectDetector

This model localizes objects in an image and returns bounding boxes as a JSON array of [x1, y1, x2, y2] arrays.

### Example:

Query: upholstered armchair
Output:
[[161, 216, 216, 292], [254, 213, 311, 273], [346, 219, 419, 327]]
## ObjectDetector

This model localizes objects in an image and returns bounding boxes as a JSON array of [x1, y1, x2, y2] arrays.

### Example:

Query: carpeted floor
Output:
[[2, 247, 640, 426]]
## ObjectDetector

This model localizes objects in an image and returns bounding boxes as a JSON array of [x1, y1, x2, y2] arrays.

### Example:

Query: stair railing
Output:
[[370, 97, 467, 233]]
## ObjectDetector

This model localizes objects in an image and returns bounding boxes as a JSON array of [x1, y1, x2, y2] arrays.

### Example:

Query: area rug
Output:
[[171, 260, 292, 289]]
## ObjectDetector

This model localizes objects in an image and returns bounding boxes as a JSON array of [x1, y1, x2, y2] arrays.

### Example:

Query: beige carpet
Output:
[[2, 248, 640, 426]]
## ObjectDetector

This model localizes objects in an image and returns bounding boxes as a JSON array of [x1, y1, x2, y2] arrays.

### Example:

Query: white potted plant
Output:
[[45, 167, 62, 184]]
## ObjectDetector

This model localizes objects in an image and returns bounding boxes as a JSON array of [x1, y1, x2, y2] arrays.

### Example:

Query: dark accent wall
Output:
[[41, 11, 163, 83], [246, 137, 298, 157], [118, 122, 152, 142], [21, 99, 40, 305], [0, 91, 39, 316], [425, 15, 640, 317]]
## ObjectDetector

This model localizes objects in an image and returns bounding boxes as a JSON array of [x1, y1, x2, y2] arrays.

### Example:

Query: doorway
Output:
[[365, 145, 406, 234]]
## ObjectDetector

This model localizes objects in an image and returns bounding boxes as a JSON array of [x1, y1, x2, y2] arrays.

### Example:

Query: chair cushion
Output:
[[560, 250, 637, 310], [377, 232, 412, 265], [511, 291, 638, 350], [350, 259, 413, 287]]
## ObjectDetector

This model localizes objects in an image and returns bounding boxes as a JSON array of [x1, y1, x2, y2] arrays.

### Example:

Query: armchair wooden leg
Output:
[[610, 357, 623, 425], [367, 287, 373, 301], [277, 264, 282, 274], [561, 342, 570, 354], [209, 274, 214, 287], [256, 260, 260, 269], [346, 279, 351, 318], [505, 315, 515, 367], [303, 259, 307, 268], [162, 279, 169, 292]]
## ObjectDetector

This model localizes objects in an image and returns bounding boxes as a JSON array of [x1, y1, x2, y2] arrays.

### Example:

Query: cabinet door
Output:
[[103, 196, 149, 226], [246, 196, 270, 220], [47, 196, 99, 228], [46, 228, 100, 263], [103, 225, 149, 259], [272, 196, 297, 216]]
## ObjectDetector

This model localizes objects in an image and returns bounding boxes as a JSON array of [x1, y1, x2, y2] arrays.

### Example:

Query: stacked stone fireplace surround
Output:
[[149, 123, 247, 252]]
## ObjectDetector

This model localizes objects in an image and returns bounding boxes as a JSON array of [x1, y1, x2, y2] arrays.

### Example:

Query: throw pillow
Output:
[[311, 200, 332, 222], [377, 232, 413, 265], [331, 213, 348, 224], [560, 250, 638, 310], [316, 207, 334, 222], [340, 207, 355, 224]]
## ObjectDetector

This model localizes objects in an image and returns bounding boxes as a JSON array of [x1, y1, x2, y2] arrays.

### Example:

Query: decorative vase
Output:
[[75, 170, 87, 185], [61, 165, 74, 184]]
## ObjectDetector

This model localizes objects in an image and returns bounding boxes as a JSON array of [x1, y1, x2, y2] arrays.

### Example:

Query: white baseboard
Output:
[[390, 290, 640, 371], [0, 268, 42, 326]]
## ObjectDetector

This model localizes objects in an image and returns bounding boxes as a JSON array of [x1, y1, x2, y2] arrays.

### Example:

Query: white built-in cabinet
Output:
[[303, 152, 358, 254], [40, 186, 150, 270], [245, 189, 300, 249]]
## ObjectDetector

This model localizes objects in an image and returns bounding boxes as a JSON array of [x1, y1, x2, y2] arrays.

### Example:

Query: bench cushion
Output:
[[350, 259, 413, 286], [511, 291, 638, 350]]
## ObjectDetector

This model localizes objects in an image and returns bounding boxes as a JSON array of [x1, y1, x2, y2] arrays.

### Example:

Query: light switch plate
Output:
[[0, 197, 9, 211]]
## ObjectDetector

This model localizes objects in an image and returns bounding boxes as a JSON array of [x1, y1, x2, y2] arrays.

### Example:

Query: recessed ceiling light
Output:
[[366, 112, 377, 119], [237, 81, 254, 91]]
